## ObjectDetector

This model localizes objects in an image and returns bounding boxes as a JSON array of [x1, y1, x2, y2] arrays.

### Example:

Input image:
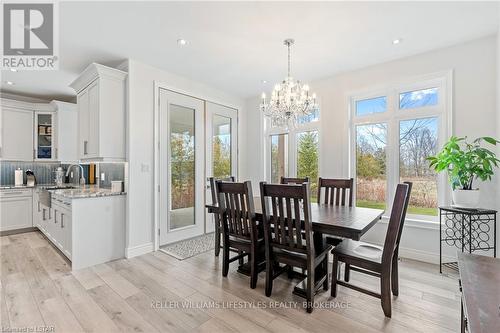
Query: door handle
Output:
[[61, 213, 64, 228], [42, 208, 46, 221], [83, 141, 88, 155], [54, 209, 57, 223]]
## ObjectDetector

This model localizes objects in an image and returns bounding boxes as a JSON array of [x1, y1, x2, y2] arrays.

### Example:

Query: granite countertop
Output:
[[0, 183, 75, 190], [49, 185, 126, 199], [0, 184, 126, 199]]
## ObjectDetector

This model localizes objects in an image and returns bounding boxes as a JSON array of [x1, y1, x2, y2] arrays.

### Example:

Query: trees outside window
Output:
[[351, 76, 449, 220]]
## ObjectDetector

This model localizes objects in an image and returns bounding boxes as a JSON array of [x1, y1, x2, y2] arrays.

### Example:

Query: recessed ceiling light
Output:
[[177, 38, 188, 46], [392, 38, 402, 45], [10, 68, 17, 72], [5, 81, 15, 85], [262, 80, 267, 84]]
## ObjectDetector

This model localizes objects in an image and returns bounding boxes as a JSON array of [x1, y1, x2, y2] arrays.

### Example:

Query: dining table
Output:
[[206, 197, 384, 297]]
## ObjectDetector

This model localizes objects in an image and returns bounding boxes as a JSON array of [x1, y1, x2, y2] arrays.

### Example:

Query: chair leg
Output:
[[250, 248, 257, 289], [344, 263, 350, 282], [265, 259, 273, 297], [214, 229, 221, 257], [306, 268, 314, 313], [381, 273, 392, 318], [331, 257, 338, 298], [238, 250, 244, 266], [391, 255, 399, 296], [322, 255, 329, 291], [222, 241, 230, 277]]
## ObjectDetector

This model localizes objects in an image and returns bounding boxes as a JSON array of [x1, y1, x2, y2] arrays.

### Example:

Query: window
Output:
[[270, 134, 288, 183], [355, 96, 387, 116], [265, 109, 320, 195], [356, 123, 387, 209], [399, 117, 438, 216], [351, 75, 449, 220], [399, 88, 438, 109], [297, 130, 319, 199]]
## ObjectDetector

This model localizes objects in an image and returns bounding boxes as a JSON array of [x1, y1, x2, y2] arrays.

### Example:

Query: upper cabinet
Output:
[[0, 101, 34, 161], [0, 98, 77, 162], [51, 101, 78, 163], [69, 63, 127, 161], [34, 111, 56, 161]]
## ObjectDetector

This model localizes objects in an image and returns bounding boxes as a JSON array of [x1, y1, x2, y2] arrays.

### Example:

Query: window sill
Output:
[[378, 214, 440, 231]]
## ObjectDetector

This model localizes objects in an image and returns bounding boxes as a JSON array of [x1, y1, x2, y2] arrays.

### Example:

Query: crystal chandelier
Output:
[[260, 39, 318, 128]]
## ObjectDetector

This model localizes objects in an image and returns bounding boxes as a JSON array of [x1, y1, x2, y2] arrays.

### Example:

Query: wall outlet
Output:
[[101, 173, 105, 181]]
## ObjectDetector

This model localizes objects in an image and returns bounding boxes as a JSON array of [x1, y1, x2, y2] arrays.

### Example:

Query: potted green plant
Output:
[[427, 136, 500, 208]]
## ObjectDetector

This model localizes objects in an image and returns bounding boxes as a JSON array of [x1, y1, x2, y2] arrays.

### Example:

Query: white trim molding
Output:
[[125, 242, 154, 258]]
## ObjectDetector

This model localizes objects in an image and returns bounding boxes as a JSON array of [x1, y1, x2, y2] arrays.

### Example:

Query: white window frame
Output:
[[264, 111, 321, 182], [349, 72, 453, 223]]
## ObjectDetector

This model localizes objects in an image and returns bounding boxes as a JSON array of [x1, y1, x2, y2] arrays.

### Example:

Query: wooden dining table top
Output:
[[206, 197, 385, 241]]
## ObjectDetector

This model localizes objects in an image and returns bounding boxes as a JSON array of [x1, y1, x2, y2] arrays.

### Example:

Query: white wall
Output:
[[244, 36, 498, 263], [126, 59, 245, 256]]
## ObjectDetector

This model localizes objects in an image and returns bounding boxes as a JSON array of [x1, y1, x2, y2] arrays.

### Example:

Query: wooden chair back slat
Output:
[[210, 176, 235, 205], [317, 177, 354, 207], [280, 176, 310, 185], [217, 181, 257, 241], [381, 183, 410, 265], [260, 182, 313, 253]]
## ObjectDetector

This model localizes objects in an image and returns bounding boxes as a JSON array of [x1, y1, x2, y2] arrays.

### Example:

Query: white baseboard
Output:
[[125, 242, 154, 258], [398, 246, 455, 265]]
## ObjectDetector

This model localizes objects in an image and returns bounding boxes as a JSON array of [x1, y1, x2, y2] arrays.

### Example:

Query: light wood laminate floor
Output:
[[0, 231, 461, 332]]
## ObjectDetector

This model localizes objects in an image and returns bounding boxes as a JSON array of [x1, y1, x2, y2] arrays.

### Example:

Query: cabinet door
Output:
[[41, 204, 51, 237], [60, 207, 72, 259], [87, 80, 100, 158], [1, 108, 34, 161], [78, 88, 90, 159], [34, 112, 56, 160], [0, 196, 33, 231], [52, 206, 63, 250]]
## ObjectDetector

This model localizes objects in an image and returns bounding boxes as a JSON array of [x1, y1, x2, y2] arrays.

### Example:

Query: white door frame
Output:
[[205, 102, 238, 234], [153, 81, 240, 251]]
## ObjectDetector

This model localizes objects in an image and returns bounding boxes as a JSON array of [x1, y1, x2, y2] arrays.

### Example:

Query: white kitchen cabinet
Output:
[[51, 101, 78, 163], [0, 98, 77, 162], [53, 202, 72, 259], [34, 111, 56, 161], [0, 189, 33, 231], [70, 63, 127, 161], [0, 106, 34, 161]]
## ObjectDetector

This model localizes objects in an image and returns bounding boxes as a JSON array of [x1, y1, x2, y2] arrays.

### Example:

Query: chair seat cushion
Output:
[[332, 239, 383, 264]]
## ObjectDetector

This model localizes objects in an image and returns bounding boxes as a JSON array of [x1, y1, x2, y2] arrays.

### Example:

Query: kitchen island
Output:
[[35, 185, 126, 270]]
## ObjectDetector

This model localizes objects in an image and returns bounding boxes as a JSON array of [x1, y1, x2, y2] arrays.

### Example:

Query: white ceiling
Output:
[[1, 1, 499, 101]]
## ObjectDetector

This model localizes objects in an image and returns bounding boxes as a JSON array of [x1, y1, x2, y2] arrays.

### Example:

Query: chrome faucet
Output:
[[65, 164, 86, 185]]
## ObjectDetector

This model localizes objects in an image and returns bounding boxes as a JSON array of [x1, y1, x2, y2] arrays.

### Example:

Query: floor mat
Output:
[[160, 233, 215, 260]]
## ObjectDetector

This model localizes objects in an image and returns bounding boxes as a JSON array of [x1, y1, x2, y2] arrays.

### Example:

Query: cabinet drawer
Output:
[[0, 189, 32, 198]]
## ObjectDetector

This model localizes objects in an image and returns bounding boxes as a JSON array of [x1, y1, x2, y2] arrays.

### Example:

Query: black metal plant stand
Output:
[[439, 206, 497, 273]]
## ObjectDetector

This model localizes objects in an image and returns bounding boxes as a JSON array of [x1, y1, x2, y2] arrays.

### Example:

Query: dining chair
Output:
[[317, 178, 354, 246], [343, 182, 413, 293], [260, 181, 332, 313], [330, 182, 411, 317], [216, 180, 265, 289], [209, 176, 235, 257], [280, 176, 310, 184]]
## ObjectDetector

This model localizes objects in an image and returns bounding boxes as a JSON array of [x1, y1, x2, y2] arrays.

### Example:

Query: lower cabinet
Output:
[[52, 201, 72, 260], [0, 189, 33, 231], [35, 197, 72, 261]]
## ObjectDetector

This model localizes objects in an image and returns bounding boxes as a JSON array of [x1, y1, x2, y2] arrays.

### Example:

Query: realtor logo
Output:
[[2, 2, 58, 70]]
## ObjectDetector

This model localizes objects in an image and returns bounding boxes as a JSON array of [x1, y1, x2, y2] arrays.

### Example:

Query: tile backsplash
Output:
[[0, 162, 60, 185], [0, 161, 127, 188]]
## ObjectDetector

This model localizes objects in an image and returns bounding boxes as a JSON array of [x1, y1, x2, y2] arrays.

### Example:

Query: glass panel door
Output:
[[205, 103, 238, 234], [159, 89, 205, 245], [35, 112, 55, 160]]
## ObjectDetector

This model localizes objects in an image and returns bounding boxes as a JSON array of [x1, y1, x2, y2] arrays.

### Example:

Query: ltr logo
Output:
[[3, 3, 54, 56]]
